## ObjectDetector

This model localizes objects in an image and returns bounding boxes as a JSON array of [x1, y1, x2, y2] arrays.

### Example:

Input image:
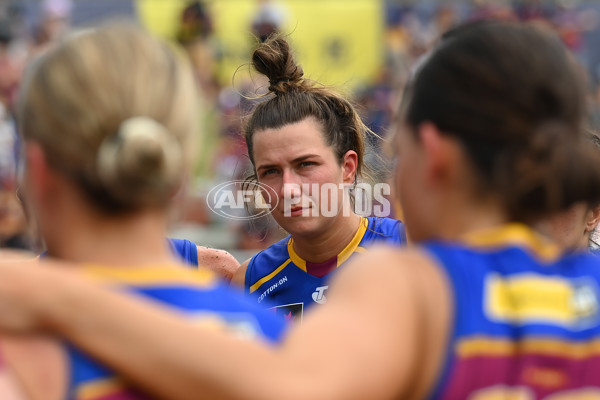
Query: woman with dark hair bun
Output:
[[231, 35, 405, 320], [1, 21, 600, 399]]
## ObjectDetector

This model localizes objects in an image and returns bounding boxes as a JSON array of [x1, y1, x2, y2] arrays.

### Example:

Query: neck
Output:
[[44, 207, 176, 267], [291, 213, 362, 263]]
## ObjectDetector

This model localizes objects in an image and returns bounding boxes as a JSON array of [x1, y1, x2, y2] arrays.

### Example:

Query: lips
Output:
[[284, 204, 312, 217]]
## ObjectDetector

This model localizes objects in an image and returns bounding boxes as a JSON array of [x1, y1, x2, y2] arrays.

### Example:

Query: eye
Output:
[[299, 161, 316, 168], [260, 168, 279, 178]]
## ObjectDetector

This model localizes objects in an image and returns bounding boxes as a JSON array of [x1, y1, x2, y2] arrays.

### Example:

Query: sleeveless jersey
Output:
[[68, 266, 286, 400], [424, 224, 600, 399], [245, 217, 406, 322]]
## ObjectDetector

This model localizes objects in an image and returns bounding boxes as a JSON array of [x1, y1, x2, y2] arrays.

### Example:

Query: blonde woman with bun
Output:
[[0, 23, 285, 400]]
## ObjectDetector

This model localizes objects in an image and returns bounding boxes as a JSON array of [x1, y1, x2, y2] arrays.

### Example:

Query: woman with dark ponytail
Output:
[[231, 36, 405, 319], [1, 21, 600, 399]]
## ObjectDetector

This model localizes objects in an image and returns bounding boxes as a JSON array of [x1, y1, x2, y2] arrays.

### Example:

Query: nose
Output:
[[281, 169, 302, 202]]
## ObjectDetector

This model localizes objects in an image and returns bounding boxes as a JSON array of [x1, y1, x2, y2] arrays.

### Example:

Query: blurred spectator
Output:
[[30, 0, 72, 57], [251, 0, 287, 42]]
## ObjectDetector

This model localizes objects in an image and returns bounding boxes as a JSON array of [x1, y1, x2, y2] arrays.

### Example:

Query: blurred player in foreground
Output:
[[0, 23, 285, 400]]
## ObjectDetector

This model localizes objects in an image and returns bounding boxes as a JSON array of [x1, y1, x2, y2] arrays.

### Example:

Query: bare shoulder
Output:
[[331, 245, 443, 296], [330, 245, 452, 334], [321, 245, 453, 399], [196, 246, 240, 282], [0, 250, 37, 263], [1, 335, 67, 400], [230, 258, 250, 288]]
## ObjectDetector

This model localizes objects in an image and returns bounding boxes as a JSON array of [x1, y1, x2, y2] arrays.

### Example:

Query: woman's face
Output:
[[543, 203, 600, 251], [252, 117, 357, 237]]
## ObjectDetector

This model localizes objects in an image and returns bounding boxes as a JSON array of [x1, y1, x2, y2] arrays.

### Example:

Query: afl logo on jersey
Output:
[[312, 286, 329, 304]]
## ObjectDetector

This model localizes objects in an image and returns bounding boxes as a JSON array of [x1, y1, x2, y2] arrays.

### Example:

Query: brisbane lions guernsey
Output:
[[169, 238, 198, 266], [244, 216, 406, 322], [67, 265, 286, 399], [424, 224, 600, 399]]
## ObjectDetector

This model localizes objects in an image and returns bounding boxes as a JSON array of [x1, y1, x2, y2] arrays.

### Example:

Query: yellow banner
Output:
[[137, 0, 384, 91]]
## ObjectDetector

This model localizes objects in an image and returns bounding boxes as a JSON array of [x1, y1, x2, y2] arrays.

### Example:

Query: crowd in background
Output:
[[1, 0, 600, 259]]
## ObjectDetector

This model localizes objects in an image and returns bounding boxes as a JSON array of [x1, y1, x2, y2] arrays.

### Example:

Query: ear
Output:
[[418, 122, 454, 186], [23, 142, 53, 209], [585, 205, 600, 234], [341, 150, 358, 185]]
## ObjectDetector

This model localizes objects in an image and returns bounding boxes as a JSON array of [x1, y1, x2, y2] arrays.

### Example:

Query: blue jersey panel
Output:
[[245, 217, 406, 321], [66, 267, 286, 399], [168, 238, 199, 267]]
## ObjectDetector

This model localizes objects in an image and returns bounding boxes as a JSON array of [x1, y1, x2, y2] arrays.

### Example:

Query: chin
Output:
[[276, 214, 325, 238]]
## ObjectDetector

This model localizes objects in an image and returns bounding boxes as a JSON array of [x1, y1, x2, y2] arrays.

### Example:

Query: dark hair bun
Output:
[[252, 35, 304, 94]]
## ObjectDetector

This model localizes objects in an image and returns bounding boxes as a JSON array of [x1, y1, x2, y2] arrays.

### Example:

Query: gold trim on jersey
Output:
[[457, 335, 600, 359], [287, 216, 369, 270], [250, 217, 369, 294], [249, 259, 292, 294], [76, 377, 127, 400], [81, 265, 216, 287], [461, 224, 561, 262]]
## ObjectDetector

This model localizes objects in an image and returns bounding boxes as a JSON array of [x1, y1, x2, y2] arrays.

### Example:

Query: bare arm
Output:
[[196, 246, 240, 282], [0, 248, 451, 400], [0, 368, 28, 400], [230, 258, 250, 288], [1, 336, 67, 400]]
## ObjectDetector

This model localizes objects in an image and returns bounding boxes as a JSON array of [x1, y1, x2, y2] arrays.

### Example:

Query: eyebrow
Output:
[[256, 154, 321, 172]]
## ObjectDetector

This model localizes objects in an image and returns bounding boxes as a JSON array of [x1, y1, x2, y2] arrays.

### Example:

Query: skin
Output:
[[0, 255, 47, 400], [540, 203, 600, 251], [0, 121, 520, 399], [196, 246, 239, 282], [232, 116, 361, 287], [0, 137, 194, 398]]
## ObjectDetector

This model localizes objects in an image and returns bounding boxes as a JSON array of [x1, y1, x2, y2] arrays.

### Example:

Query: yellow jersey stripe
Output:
[[457, 336, 600, 359], [81, 266, 216, 287], [461, 223, 560, 262], [249, 259, 292, 294], [287, 217, 368, 270], [76, 377, 126, 400], [287, 239, 306, 271], [337, 217, 368, 266]]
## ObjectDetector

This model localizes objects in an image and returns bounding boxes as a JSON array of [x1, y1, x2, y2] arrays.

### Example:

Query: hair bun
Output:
[[252, 35, 304, 94], [97, 116, 183, 206]]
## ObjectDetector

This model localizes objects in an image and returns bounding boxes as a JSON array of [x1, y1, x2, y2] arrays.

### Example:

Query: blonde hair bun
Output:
[[97, 117, 183, 206]]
